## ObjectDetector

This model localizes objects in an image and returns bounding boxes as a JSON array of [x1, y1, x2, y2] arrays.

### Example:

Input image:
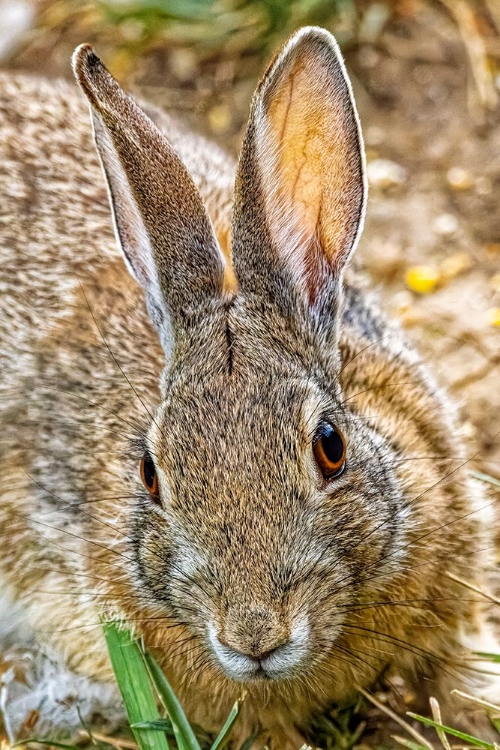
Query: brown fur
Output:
[[0, 27, 499, 749]]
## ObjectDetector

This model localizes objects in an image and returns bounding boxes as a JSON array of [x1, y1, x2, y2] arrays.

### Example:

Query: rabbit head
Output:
[[73, 29, 409, 685]]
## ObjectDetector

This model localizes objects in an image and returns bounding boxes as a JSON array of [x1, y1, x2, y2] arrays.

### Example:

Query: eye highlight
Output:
[[140, 453, 160, 502], [313, 423, 346, 479]]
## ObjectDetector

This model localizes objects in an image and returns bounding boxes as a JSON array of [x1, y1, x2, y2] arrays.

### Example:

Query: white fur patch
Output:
[[0, 586, 123, 741]]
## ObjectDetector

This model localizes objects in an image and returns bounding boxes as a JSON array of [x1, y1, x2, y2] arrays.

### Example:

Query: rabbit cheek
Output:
[[131, 504, 175, 606]]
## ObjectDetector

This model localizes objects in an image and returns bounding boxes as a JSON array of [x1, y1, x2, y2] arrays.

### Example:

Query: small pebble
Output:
[[446, 166, 472, 191], [475, 176, 492, 196], [358, 46, 380, 69], [119, 18, 144, 42], [389, 675, 405, 688], [428, 82, 449, 103], [432, 213, 459, 236], [365, 125, 385, 147], [0, 0, 34, 61], [207, 103, 232, 135], [366, 158, 406, 190], [169, 48, 198, 82], [403, 691, 417, 705]]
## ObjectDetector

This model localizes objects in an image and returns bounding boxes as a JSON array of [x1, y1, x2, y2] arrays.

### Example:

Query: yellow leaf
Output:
[[404, 265, 440, 295], [487, 308, 500, 327]]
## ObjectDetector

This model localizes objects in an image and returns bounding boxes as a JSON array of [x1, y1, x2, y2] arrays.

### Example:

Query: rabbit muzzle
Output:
[[207, 607, 310, 681]]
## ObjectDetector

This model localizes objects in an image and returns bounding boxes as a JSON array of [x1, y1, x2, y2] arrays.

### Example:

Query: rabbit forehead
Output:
[[155, 373, 327, 472], [151, 374, 326, 504]]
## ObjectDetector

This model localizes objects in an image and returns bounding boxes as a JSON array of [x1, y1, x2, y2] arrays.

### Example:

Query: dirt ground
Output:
[[1, 1, 500, 747], [346, 4, 500, 477]]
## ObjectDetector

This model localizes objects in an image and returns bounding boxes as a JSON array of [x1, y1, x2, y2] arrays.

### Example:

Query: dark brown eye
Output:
[[140, 453, 160, 502], [313, 424, 346, 479]]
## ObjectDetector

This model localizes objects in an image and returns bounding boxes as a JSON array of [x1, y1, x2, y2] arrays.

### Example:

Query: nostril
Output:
[[247, 646, 279, 662], [216, 634, 287, 662]]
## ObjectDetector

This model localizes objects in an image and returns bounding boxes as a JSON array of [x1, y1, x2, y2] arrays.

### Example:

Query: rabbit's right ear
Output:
[[232, 27, 366, 327], [72, 45, 225, 350]]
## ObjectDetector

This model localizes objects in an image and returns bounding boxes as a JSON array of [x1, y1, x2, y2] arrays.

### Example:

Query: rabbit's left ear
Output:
[[72, 45, 226, 352], [232, 27, 366, 319]]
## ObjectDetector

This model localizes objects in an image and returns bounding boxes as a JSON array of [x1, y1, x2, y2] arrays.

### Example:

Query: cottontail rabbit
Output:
[[0, 26, 498, 749]]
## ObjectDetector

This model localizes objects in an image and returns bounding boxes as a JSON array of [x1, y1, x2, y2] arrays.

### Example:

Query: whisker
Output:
[[329, 427, 500, 595], [340, 381, 420, 405], [78, 281, 158, 426], [338, 333, 393, 377], [29, 385, 147, 437], [25, 471, 140, 549]]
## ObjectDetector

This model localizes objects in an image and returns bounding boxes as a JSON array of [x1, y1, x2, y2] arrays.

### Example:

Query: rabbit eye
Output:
[[313, 424, 346, 480], [140, 453, 160, 502]]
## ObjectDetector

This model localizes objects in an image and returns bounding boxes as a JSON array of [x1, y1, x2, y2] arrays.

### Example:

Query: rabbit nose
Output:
[[216, 604, 290, 662], [216, 633, 288, 662]]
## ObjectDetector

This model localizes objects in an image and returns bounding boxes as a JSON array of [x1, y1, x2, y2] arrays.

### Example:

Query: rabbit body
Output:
[[1, 29, 499, 749]]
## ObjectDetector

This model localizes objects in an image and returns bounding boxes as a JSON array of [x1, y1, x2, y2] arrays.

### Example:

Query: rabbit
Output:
[[1, 25, 499, 749]]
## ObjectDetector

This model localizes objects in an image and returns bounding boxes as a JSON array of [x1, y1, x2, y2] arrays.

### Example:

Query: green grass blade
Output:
[[144, 651, 202, 750], [238, 734, 260, 750], [132, 720, 174, 732], [407, 713, 496, 748], [392, 736, 429, 750], [104, 622, 171, 750], [210, 695, 244, 750], [471, 471, 500, 490], [473, 652, 500, 663], [171, 721, 188, 750]]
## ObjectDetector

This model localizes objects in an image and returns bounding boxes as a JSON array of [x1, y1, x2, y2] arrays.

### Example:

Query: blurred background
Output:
[[0, 0, 499, 475]]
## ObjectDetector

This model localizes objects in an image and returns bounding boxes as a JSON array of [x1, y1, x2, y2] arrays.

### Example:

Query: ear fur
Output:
[[232, 27, 366, 320], [72, 45, 226, 347]]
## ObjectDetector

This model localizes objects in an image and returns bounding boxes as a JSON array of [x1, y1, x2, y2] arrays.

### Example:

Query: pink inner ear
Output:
[[302, 233, 327, 306], [252, 32, 365, 308]]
